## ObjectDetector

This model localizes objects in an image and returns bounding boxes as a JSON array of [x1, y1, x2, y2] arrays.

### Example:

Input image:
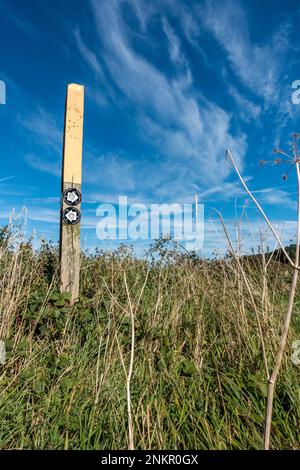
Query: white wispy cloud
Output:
[[206, 215, 298, 257], [20, 104, 137, 191], [228, 85, 261, 122], [84, 152, 135, 190], [25, 207, 59, 224], [25, 196, 60, 204], [84, 0, 247, 196], [24, 153, 60, 177], [20, 107, 62, 154], [3, 2, 36, 38], [162, 17, 189, 70], [85, 85, 108, 107], [198, 0, 291, 104], [201, 176, 253, 201], [259, 189, 296, 210], [0, 181, 33, 196], [74, 26, 105, 82], [0, 207, 59, 224], [0, 175, 15, 183], [248, 183, 297, 210]]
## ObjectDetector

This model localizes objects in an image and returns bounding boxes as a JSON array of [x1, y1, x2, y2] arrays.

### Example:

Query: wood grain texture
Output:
[[62, 84, 84, 185], [60, 182, 82, 303], [59, 84, 84, 304]]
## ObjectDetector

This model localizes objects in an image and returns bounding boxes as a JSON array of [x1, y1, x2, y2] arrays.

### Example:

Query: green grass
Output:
[[0, 232, 300, 450]]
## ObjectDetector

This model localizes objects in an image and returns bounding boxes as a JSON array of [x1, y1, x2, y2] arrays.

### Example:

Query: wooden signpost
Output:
[[59, 83, 84, 304]]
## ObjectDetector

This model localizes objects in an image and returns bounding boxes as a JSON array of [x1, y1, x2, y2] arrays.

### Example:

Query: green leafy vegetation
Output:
[[0, 227, 299, 449]]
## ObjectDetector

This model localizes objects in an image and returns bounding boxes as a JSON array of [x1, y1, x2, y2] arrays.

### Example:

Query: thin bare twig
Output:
[[263, 159, 300, 449], [226, 144, 300, 450], [213, 209, 270, 379], [226, 149, 296, 269]]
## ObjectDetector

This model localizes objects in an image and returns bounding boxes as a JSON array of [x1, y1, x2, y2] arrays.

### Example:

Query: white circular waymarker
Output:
[[63, 188, 82, 206], [63, 207, 81, 225]]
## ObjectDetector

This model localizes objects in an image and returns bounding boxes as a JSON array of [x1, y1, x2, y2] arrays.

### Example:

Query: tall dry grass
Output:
[[0, 221, 299, 449]]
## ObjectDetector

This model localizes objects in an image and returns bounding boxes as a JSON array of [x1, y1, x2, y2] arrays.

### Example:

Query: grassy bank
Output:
[[0, 228, 300, 449]]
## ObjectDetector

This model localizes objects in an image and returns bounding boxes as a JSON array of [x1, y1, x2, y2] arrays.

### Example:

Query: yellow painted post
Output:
[[59, 84, 84, 304]]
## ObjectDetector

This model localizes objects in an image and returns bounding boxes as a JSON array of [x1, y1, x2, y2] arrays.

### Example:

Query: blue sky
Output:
[[1, 0, 300, 256]]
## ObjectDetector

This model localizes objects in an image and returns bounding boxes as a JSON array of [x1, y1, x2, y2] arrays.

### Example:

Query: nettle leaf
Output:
[[55, 298, 66, 307], [49, 292, 60, 301], [54, 309, 61, 318], [49, 291, 71, 307], [41, 307, 52, 319], [61, 291, 71, 301]]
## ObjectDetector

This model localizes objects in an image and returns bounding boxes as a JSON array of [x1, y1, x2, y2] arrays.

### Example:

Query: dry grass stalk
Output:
[[226, 139, 300, 450]]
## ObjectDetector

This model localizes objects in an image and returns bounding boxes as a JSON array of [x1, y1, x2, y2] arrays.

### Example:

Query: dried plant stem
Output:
[[226, 148, 300, 450], [215, 210, 269, 379], [123, 269, 149, 451], [263, 267, 298, 448], [264, 161, 300, 449], [226, 149, 296, 269], [124, 271, 135, 451]]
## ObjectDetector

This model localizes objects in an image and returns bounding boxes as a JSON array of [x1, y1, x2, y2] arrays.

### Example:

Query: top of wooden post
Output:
[[63, 83, 84, 184]]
